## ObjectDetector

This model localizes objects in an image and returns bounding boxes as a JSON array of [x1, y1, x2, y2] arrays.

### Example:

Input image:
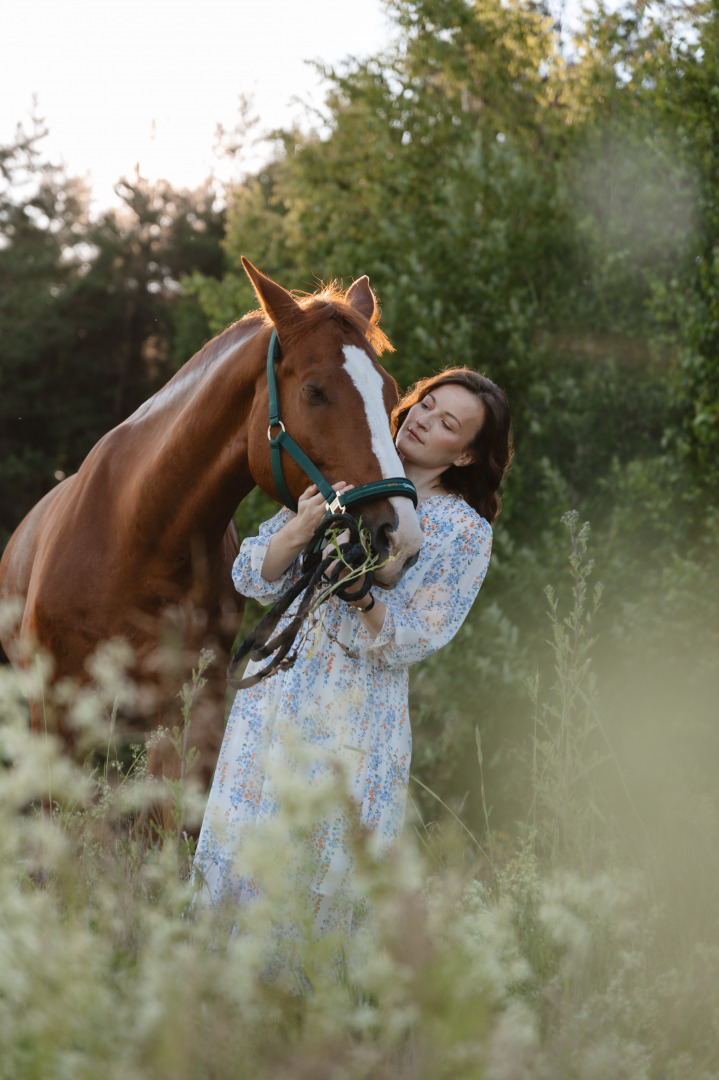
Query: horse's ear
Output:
[[346, 275, 375, 322], [242, 257, 303, 335]]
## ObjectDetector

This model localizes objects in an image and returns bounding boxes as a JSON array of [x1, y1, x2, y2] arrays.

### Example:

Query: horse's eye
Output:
[[302, 385, 329, 405]]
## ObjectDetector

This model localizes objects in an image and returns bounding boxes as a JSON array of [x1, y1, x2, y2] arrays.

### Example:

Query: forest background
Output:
[[2, 0, 719, 1071], [1, 0, 716, 1067], [2, 0, 718, 841]]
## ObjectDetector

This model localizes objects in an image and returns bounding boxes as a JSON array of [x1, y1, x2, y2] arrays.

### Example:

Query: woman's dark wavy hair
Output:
[[391, 366, 513, 524]]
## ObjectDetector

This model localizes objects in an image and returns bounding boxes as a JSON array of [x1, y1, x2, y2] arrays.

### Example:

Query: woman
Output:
[[193, 366, 512, 934]]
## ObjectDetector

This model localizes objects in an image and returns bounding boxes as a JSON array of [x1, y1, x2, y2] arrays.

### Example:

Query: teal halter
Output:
[[265, 328, 418, 515]]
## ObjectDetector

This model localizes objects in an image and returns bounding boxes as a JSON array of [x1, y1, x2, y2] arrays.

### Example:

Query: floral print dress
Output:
[[193, 494, 493, 934]]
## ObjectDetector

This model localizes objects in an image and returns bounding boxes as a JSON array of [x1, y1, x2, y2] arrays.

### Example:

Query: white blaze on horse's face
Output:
[[341, 345, 424, 583]]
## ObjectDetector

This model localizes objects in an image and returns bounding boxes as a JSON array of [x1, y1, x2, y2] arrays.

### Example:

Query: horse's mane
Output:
[[240, 281, 394, 356]]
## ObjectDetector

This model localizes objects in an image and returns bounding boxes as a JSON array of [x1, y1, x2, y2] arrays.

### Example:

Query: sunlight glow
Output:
[[1, 0, 394, 208]]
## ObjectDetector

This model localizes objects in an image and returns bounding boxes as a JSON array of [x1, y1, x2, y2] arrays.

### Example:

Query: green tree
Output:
[[0, 113, 96, 540], [653, 0, 719, 495], [70, 171, 226, 420], [202, 0, 577, 403], [0, 120, 226, 544]]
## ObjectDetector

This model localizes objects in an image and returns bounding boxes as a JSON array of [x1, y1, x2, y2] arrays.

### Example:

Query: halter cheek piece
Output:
[[265, 328, 417, 514]]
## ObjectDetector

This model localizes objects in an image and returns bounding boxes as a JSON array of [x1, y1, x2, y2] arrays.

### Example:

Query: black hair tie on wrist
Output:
[[356, 593, 375, 615]]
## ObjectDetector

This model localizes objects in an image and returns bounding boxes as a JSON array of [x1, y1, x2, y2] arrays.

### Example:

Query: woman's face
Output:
[[395, 383, 485, 471]]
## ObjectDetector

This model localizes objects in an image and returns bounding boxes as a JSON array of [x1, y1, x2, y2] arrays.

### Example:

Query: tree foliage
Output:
[[2, 0, 718, 836], [0, 120, 225, 544], [194, 0, 718, 827]]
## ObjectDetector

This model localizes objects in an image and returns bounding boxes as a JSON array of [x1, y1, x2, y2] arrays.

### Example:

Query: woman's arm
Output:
[[260, 484, 328, 581], [261, 481, 354, 579], [353, 515, 493, 667], [234, 482, 354, 603], [345, 586, 386, 637], [319, 520, 386, 635], [231, 507, 298, 604]]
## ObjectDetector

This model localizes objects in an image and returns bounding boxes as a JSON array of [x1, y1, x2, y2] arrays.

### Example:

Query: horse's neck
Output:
[[123, 320, 265, 553]]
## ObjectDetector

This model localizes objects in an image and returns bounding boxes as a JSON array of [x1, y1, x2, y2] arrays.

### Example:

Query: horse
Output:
[[0, 258, 423, 808]]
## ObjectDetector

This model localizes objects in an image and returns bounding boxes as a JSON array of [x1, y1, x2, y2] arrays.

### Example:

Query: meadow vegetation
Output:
[[1, 506, 717, 1077], [2, 0, 719, 1072]]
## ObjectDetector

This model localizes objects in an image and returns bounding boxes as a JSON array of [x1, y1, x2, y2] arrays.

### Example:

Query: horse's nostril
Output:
[[374, 523, 391, 555]]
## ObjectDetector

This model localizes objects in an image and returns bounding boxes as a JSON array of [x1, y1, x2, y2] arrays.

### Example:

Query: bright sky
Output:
[[1, 0, 395, 211]]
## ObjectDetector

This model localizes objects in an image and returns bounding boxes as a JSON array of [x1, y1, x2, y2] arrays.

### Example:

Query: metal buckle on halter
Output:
[[325, 492, 346, 514], [267, 420, 286, 441]]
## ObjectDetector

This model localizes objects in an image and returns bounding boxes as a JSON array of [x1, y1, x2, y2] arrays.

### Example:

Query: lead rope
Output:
[[227, 513, 374, 691]]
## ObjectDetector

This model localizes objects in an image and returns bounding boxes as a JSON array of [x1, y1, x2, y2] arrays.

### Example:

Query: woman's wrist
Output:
[[354, 592, 375, 614], [261, 518, 307, 581], [283, 513, 314, 547], [350, 590, 384, 638]]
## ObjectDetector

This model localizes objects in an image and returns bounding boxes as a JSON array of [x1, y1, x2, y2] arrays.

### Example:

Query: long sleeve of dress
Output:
[[231, 506, 300, 604], [353, 498, 492, 669]]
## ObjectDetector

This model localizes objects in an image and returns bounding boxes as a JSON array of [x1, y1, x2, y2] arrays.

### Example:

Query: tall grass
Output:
[[1, 518, 718, 1079]]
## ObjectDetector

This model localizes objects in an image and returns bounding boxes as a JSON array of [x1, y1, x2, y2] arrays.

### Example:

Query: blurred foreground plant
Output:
[[527, 511, 606, 867], [1, 573, 719, 1078]]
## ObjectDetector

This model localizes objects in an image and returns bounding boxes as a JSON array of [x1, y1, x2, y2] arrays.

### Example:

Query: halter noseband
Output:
[[265, 328, 418, 515]]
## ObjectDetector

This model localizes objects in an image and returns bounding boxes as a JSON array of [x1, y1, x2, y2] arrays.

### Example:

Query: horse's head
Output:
[[243, 258, 423, 585]]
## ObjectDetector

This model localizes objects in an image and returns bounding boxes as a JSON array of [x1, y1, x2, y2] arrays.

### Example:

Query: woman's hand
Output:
[[294, 481, 355, 543], [322, 526, 350, 562], [320, 513, 385, 632], [293, 484, 328, 543], [261, 482, 353, 582], [323, 526, 360, 581], [322, 526, 370, 602]]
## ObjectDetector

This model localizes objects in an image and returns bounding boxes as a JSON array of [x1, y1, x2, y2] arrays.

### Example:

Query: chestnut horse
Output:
[[0, 258, 423, 796]]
